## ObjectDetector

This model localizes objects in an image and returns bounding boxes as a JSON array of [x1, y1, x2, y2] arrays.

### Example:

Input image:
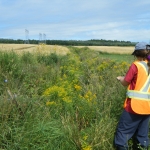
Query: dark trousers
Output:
[[114, 109, 150, 148]]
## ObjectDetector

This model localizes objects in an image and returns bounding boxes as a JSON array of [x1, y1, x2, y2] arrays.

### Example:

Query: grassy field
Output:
[[0, 45, 143, 150], [74, 46, 134, 63]]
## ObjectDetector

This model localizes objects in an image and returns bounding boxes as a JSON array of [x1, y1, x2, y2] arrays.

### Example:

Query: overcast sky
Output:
[[1, 0, 150, 42]]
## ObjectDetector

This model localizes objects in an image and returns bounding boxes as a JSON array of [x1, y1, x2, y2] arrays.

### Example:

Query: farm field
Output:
[[74, 45, 134, 54], [0, 44, 135, 63], [0, 44, 134, 54], [0, 44, 70, 55]]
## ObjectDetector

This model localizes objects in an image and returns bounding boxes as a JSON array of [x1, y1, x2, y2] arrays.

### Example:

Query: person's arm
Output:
[[117, 63, 137, 87], [116, 76, 129, 86]]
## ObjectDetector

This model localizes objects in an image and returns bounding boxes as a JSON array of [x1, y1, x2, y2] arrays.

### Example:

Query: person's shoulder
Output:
[[130, 63, 137, 69], [128, 63, 137, 72]]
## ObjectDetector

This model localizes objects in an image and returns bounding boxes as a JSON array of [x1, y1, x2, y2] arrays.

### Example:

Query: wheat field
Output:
[[75, 46, 134, 54], [0, 44, 70, 55], [0, 44, 134, 54]]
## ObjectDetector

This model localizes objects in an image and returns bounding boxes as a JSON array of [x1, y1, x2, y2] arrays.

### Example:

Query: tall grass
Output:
[[0, 47, 139, 149]]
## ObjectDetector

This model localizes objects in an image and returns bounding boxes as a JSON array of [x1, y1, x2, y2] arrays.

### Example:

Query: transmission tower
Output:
[[39, 33, 42, 44], [25, 29, 29, 44], [43, 33, 46, 44]]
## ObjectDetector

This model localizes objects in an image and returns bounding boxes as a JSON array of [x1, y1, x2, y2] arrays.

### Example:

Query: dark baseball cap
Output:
[[132, 42, 150, 55]]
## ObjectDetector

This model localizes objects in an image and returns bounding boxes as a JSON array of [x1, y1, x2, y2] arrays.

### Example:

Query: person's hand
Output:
[[116, 76, 129, 86], [116, 76, 122, 81]]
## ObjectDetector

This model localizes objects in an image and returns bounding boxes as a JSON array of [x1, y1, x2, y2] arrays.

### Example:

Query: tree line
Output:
[[0, 38, 136, 46]]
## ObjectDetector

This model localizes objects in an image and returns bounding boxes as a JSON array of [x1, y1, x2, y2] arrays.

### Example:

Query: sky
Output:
[[1, 0, 150, 43]]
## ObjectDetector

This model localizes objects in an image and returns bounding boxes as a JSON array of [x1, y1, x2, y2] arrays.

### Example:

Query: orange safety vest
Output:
[[124, 60, 150, 114]]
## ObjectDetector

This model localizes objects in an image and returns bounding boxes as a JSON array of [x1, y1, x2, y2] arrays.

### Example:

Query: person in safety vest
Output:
[[114, 42, 150, 150]]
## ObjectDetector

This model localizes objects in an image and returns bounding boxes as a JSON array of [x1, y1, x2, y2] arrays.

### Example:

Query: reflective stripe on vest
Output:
[[126, 61, 150, 101]]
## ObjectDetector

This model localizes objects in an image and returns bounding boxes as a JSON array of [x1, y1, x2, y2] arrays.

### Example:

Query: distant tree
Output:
[[0, 38, 136, 46]]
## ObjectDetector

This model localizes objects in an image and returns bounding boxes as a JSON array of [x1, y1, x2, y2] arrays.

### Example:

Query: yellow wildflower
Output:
[[74, 84, 82, 91], [83, 135, 88, 141], [84, 91, 97, 103], [113, 65, 118, 69], [82, 145, 92, 150], [46, 101, 56, 106], [84, 94, 89, 99], [62, 97, 72, 103]]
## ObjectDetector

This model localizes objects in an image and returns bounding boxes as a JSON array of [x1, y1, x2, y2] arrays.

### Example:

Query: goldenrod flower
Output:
[[74, 84, 82, 91], [62, 97, 72, 103], [113, 65, 118, 69], [84, 91, 97, 103], [46, 101, 56, 106], [82, 145, 92, 150], [84, 94, 89, 99], [83, 135, 88, 140]]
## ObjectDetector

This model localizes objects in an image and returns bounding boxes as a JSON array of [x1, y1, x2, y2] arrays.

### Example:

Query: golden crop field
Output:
[[0, 44, 70, 55], [0, 44, 134, 54], [75, 46, 134, 54]]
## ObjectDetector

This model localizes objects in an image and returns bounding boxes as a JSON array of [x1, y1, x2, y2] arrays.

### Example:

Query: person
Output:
[[114, 42, 150, 150]]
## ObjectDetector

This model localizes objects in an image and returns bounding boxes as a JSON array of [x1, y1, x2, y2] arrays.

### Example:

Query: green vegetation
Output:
[[0, 38, 136, 46], [0, 47, 145, 150], [99, 51, 134, 63]]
